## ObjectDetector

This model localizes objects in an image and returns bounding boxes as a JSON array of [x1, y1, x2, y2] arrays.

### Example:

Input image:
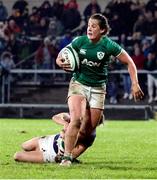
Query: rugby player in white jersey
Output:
[[13, 112, 103, 163]]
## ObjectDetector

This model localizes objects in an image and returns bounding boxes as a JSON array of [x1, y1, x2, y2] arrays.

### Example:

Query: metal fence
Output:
[[0, 69, 156, 119], [1, 69, 157, 104]]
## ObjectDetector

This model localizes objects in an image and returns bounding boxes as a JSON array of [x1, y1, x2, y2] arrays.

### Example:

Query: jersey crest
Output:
[[80, 49, 87, 55], [97, 52, 105, 60]]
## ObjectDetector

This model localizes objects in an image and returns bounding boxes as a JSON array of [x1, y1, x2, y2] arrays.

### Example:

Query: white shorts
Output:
[[68, 79, 106, 109], [38, 135, 58, 163]]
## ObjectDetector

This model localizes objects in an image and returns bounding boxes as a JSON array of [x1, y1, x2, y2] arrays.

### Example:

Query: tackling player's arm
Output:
[[52, 113, 70, 132]]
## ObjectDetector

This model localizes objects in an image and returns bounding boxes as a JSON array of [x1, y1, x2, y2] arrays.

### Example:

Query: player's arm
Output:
[[71, 143, 88, 159], [117, 49, 144, 101], [52, 113, 70, 130], [55, 143, 88, 163]]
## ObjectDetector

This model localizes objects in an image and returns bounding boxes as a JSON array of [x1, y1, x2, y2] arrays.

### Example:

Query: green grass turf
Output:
[[0, 119, 157, 179]]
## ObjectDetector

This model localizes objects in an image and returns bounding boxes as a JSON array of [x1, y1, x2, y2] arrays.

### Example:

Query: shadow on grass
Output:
[[83, 160, 157, 171]]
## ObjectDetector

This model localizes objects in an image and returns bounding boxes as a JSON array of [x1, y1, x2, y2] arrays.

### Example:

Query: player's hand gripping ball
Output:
[[60, 46, 80, 72]]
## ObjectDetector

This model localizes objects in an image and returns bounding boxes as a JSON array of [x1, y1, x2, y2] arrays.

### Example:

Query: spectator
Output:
[[0, 37, 6, 55], [35, 17, 49, 38], [132, 43, 145, 70], [144, 51, 157, 103], [3, 19, 21, 48], [35, 37, 58, 69], [0, 51, 15, 70], [22, 7, 29, 25], [153, 9, 157, 31], [59, 30, 73, 51], [103, 0, 119, 19], [65, 0, 79, 10], [0, 22, 7, 54], [109, 13, 125, 36], [122, 71, 132, 100], [141, 38, 151, 58], [133, 14, 146, 36], [16, 36, 31, 68], [21, 20, 30, 36], [38, 0, 52, 18], [27, 14, 40, 36], [128, 2, 141, 34], [118, 33, 130, 49], [150, 33, 157, 54], [31, 6, 39, 15], [107, 59, 120, 104], [131, 43, 146, 99], [143, 10, 155, 36], [61, 1, 81, 31], [8, 8, 25, 27], [0, 51, 15, 103], [0, 1, 8, 22], [105, 0, 131, 35], [83, 0, 101, 23], [51, 0, 64, 20], [145, 0, 157, 14], [102, 6, 112, 20], [47, 17, 64, 38], [107, 77, 118, 104], [12, 0, 28, 16]]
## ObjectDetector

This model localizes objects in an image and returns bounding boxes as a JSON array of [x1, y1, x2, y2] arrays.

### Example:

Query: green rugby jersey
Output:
[[71, 35, 122, 87]]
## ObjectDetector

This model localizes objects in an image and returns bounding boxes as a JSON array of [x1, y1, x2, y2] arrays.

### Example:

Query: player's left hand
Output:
[[131, 83, 144, 102]]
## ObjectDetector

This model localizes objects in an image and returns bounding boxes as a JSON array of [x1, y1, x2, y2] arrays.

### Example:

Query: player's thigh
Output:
[[14, 151, 44, 163], [91, 108, 103, 126], [68, 95, 87, 120], [88, 108, 103, 129], [79, 108, 102, 135], [22, 137, 40, 151], [68, 79, 87, 119]]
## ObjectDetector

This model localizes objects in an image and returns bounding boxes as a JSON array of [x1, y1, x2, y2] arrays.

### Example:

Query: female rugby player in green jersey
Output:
[[56, 13, 144, 166]]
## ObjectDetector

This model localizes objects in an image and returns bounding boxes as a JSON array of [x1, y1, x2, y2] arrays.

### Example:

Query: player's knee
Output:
[[14, 152, 22, 161], [21, 142, 27, 150]]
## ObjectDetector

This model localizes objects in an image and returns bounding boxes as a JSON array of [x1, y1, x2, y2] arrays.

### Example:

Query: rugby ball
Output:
[[61, 46, 79, 72]]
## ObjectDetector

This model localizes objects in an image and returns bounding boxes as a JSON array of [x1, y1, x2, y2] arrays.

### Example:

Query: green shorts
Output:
[[68, 79, 106, 109]]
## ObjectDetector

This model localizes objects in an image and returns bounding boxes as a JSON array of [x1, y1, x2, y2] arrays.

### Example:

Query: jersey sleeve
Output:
[[71, 36, 85, 53], [107, 38, 123, 57]]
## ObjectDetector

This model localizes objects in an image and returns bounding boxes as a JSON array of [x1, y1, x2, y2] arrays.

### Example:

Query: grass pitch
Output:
[[0, 119, 157, 179]]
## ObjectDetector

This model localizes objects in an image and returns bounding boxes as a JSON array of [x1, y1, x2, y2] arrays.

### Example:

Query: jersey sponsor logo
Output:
[[80, 49, 87, 55], [82, 58, 101, 67], [97, 52, 105, 60]]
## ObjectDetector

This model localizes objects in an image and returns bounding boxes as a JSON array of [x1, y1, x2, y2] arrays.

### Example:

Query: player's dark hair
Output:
[[90, 13, 110, 35]]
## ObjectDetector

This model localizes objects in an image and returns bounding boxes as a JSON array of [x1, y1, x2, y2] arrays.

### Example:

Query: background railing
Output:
[[1, 69, 157, 104], [0, 69, 156, 119]]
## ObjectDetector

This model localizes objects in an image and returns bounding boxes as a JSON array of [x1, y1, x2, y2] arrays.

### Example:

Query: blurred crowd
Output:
[[0, 0, 157, 104]]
